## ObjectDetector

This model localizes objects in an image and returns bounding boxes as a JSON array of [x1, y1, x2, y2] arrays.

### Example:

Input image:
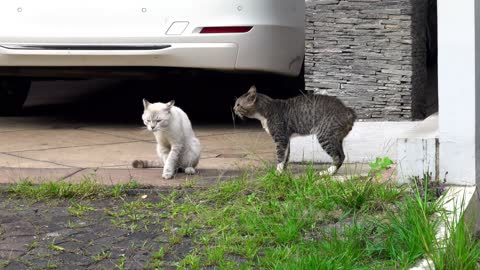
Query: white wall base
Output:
[[290, 114, 438, 163], [396, 115, 438, 183], [290, 114, 439, 183], [290, 121, 415, 163]]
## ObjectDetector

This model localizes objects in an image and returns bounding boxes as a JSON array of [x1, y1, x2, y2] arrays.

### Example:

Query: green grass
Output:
[[92, 250, 112, 262], [145, 166, 479, 269], [115, 255, 127, 270], [68, 202, 95, 216], [26, 241, 39, 250], [152, 166, 448, 269], [2, 179, 141, 200], [48, 240, 65, 253], [4, 163, 479, 269], [428, 197, 480, 270]]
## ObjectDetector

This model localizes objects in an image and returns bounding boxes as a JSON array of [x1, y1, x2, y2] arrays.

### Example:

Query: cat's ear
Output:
[[166, 100, 175, 110], [247, 85, 257, 95], [246, 85, 257, 104], [143, 98, 151, 110]]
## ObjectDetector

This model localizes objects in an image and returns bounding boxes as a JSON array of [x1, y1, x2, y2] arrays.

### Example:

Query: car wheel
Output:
[[0, 78, 31, 116]]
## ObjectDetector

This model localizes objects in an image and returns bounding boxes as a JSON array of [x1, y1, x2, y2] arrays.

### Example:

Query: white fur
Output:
[[276, 162, 285, 174], [252, 113, 270, 135], [318, 165, 337, 176], [143, 100, 201, 179]]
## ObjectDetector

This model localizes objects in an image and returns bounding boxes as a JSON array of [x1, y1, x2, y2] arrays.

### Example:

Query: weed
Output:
[[26, 241, 38, 250], [178, 251, 201, 270], [181, 179, 196, 188], [109, 181, 140, 198], [411, 172, 446, 201], [152, 247, 166, 260], [46, 260, 58, 269], [93, 250, 112, 262], [68, 202, 95, 217], [48, 240, 64, 252], [368, 156, 393, 179], [66, 220, 83, 229], [115, 255, 126, 270]]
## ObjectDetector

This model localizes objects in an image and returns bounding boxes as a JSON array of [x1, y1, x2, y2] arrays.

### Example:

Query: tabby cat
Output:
[[234, 86, 356, 175]]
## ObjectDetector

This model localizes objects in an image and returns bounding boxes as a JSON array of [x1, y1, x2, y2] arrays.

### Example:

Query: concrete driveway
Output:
[[0, 116, 278, 187], [0, 79, 369, 187], [0, 79, 281, 187]]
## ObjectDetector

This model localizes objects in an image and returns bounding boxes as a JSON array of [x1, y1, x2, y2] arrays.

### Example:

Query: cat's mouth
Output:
[[234, 108, 247, 119], [234, 112, 243, 119], [147, 126, 161, 132]]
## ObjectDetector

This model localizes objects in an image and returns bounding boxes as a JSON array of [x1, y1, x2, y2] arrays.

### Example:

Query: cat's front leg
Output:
[[162, 144, 182, 179], [156, 144, 169, 166], [273, 135, 290, 174]]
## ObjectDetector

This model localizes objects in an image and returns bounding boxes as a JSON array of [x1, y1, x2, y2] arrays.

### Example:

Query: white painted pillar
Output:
[[438, 0, 479, 185]]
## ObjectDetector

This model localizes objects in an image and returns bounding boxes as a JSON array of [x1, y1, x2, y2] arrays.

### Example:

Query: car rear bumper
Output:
[[0, 25, 304, 77], [0, 43, 239, 70]]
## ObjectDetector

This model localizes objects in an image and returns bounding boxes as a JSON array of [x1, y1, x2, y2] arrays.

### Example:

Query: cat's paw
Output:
[[276, 163, 285, 175], [132, 160, 145, 168], [162, 169, 174, 179], [318, 166, 337, 176], [184, 167, 196, 175]]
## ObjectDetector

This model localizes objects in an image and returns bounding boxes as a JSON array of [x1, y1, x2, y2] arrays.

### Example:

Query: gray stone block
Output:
[[305, 0, 427, 120]]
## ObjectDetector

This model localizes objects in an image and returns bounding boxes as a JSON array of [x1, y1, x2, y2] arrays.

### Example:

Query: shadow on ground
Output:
[[22, 75, 258, 125]]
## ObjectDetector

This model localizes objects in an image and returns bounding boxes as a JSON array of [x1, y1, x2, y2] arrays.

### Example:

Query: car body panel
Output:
[[0, 0, 305, 76]]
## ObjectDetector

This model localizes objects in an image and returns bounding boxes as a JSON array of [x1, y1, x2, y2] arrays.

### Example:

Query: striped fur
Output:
[[234, 85, 356, 175]]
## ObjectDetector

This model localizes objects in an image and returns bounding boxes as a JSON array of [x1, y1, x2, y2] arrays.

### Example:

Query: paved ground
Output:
[[0, 79, 277, 187], [0, 116, 277, 187], [0, 79, 368, 187], [0, 186, 223, 270]]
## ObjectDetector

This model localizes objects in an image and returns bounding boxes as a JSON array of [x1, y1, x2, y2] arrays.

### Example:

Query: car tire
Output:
[[0, 78, 31, 116]]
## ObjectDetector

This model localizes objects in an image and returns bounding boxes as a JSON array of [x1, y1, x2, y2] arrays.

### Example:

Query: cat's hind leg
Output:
[[184, 167, 196, 175], [178, 139, 201, 175], [318, 137, 345, 176], [273, 135, 290, 174]]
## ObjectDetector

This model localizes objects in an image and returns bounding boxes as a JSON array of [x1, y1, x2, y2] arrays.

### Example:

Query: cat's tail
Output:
[[347, 107, 357, 124], [344, 107, 357, 137], [132, 160, 163, 168]]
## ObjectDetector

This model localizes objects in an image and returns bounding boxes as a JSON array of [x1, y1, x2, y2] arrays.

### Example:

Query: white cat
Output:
[[132, 99, 201, 179]]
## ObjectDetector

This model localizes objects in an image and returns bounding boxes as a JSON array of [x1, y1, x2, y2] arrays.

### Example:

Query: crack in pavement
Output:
[[0, 152, 76, 168], [7, 140, 145, 154]]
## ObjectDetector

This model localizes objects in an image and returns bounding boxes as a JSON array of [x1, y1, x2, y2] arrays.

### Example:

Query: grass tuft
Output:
[[3, 179, 141, 200]]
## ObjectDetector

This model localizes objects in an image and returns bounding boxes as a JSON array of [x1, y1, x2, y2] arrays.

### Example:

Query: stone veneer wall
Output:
[[305, 0, 428, 120]]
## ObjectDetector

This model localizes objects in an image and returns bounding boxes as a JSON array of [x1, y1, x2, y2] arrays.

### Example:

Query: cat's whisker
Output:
[[230, 107, 236, 129], [138, 126, 150, 133]]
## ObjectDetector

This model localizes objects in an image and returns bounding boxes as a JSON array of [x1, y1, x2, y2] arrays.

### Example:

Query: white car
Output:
[[0, 0, 305, 115]]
